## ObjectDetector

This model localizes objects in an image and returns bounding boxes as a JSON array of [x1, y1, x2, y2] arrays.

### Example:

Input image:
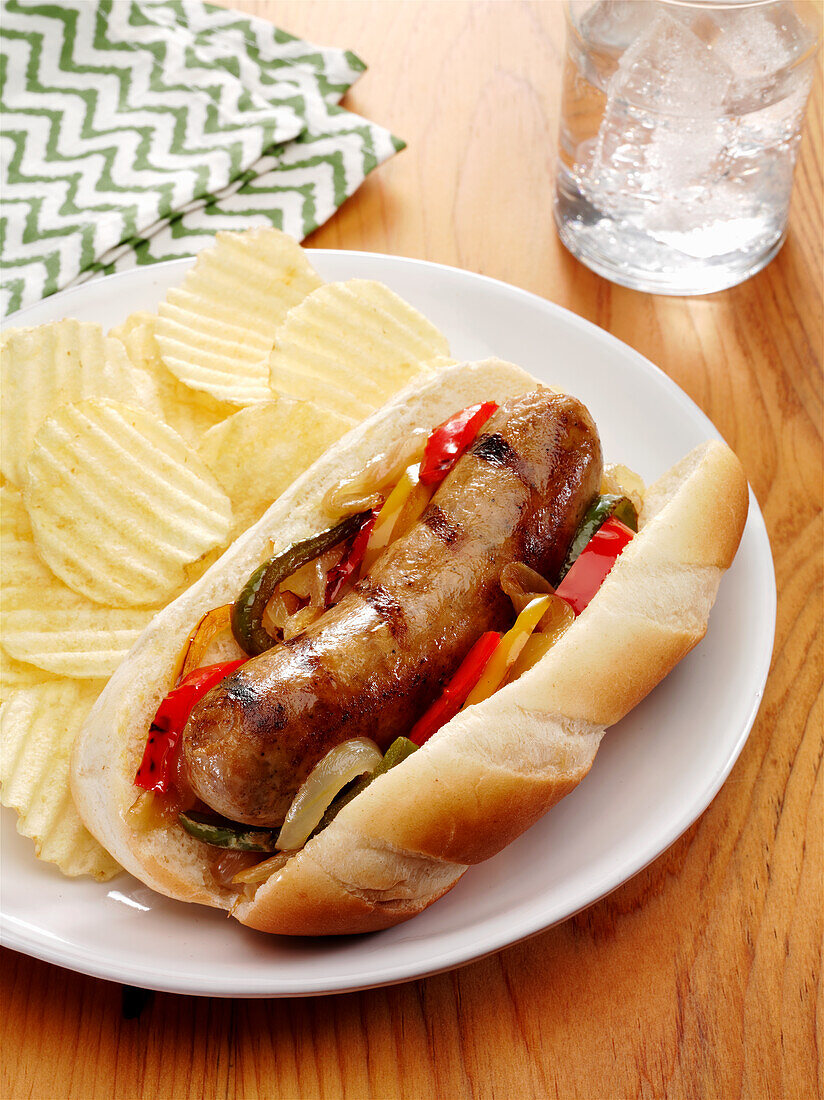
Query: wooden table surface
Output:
[[3, 3, 821, 1098]]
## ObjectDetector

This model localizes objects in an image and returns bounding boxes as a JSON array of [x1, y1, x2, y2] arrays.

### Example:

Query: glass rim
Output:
[[563, 0, 823, 64], [660, 0, 795, 9], [568, 0, 812, 9]]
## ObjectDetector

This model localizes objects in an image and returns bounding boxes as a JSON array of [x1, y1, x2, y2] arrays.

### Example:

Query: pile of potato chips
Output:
[[0, 228, 452, 880]]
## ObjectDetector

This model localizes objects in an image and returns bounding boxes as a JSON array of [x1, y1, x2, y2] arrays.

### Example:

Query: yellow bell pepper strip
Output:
[[409, 631, 502, 746], [419, 401, 498, 486], [462, 595, 552, 708], [555, 516, 634, 616], [361, 466, 419, 573], [506, 632, 558, 683], [392, 475, 435, 540]]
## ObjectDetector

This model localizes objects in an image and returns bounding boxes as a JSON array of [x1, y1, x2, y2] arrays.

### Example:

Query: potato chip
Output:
[[2, 486, 153, 676], [2, 594, 152, 679], [1, 483, 28, 540], [268, 365, 379, 420], [108, 310, 155, 345], [0, 319, 159, 487], [155, 228, 323, 405], [111, 313, 233, 445], [0, 680, 121, 879], [22, 398, 234, 609], [198, 398, 355, 538], [0, 648, 56, 700], [268, 279, 450, 418]]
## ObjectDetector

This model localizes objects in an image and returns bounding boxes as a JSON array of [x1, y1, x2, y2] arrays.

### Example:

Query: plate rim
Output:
[[0, 251, 776, 997]]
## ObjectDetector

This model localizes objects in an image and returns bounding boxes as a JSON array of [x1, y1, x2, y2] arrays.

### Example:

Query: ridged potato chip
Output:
[[0, 680, 120, 879], [268, 279, 450, 419], [265, 362, 377, 420], [0, 648, 56, 700], [2, 595, 152, 679], [111, 313, 232, 445], [1, 486, 153, 676], [1, 483, 28, 539], [108, 310, 153, 344], [0, 319, 159, 487], [198, 398, 355, 538], [155, 228, 323, 405], [23, 398, 233, 608]]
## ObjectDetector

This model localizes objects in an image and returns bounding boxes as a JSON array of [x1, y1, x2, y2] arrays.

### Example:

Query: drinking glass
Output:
[[555, 0, 821, 295]]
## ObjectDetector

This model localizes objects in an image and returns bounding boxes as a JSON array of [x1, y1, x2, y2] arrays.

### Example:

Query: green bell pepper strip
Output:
[[231, 511, 371, 656], [177, 811, 279, 852], [557, 494, 638, 583]]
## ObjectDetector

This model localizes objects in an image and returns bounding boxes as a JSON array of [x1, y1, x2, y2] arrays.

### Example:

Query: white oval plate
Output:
[[1, 252, 775, 997]]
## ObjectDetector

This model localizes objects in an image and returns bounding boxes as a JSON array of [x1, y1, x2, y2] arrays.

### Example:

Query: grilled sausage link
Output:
[[182, 389, 602, 825]]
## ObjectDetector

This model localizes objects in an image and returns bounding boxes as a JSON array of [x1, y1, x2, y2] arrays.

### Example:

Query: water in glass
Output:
[[555, 0, 820, 294]]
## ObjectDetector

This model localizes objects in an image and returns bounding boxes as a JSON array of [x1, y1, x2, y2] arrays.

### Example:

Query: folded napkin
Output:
[[0, 0, 404, 316]]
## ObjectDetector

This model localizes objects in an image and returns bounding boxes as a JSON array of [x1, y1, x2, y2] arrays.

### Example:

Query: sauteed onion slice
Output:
[[323, 429, 428, 516], [176, 604, 233, 682], [498, 564, 574, 686], [500, 563, 552, 614], [231, 851, 294, 885], [282, 605, 322, 642], [275, 738, 383, 851], [280, 544, 346, 605], [601, 462, 645, 514]]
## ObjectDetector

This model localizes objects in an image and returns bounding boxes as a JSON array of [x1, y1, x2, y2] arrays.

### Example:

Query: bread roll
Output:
[[234, 440, 748, 934], [71, 359, 539, 907], [71, 361, 748, 933]]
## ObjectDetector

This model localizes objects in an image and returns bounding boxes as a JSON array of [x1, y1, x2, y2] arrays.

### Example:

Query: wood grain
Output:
[[2, 3, 821, 1098]]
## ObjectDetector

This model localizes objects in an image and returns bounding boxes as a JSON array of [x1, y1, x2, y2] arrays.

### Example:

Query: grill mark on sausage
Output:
[[222, 675, 260, 709], [423, 505, 463, 545], [225, 679, 289, 733], [357, 580, 408, 639], [471, 432, 534, 489]]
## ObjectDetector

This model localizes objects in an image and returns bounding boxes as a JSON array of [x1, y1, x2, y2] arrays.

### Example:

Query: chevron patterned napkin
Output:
[[0, 0, 404, 317]]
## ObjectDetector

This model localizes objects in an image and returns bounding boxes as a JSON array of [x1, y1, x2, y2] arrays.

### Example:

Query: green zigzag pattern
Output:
[[2, 0, 400, 316]]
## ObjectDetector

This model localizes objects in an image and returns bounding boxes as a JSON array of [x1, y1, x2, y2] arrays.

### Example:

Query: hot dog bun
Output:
[[71, 359, 541, 907], [234, 438, 748, 933], [71, 361, 749, 932]]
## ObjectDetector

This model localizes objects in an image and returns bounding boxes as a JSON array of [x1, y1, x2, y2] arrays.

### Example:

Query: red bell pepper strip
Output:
[[409, 631, 502, 746], [555, 516, 634, 617], [324, 508, 380, 607], [419, 402, 498, 486], [134, 659, 246, 794]]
